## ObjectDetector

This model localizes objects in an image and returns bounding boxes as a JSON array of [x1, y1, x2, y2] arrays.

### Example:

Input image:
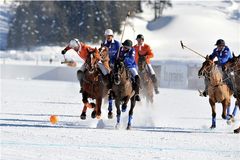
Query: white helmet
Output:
[[69, 38, 81, 51], [104, 29, 113, 36]]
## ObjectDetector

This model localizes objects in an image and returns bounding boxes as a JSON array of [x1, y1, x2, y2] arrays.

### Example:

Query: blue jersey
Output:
[[118, 47, 137, 68], [102, 39, 120, 65], [209, 46, 232, 66]]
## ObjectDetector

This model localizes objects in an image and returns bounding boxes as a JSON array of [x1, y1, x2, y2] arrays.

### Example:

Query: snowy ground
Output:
[[1, 79, 240, 160]]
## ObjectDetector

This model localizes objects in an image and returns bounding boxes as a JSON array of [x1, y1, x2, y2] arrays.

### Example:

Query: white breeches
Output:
[[79, 63, 86, 72], [146, 64, 155, 75], [129, 67, 139, 77], [98, 63, 109, 75]]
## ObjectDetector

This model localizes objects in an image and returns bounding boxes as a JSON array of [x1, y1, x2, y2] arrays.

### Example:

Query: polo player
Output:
[[61, 38, 110, 92], [133, 34, 159, 94], [199, 39, 236, 97]]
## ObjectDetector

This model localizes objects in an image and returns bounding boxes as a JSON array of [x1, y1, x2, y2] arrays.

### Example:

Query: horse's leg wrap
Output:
[[232, 105, 238, 117], [211, 116, 216, 128]]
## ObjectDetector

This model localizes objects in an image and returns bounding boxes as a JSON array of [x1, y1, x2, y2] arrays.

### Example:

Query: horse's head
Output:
[[85, 48, 99, 74], [138, 55, 147, 72], [113, 59, 125, 85], [98, 46, 109, 62], [198, 55, 215, 77], [223, 53, 240, 73]]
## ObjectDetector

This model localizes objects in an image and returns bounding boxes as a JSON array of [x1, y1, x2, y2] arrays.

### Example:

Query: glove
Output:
[[61, 49, 67, 55]]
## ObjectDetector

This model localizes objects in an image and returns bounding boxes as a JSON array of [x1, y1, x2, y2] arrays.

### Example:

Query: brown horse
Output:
[[198, 55, 233, 128], [138, 55, 154, 104], [79, 47, 109, 120], [111, 59, 136, 130], [223, 53, 240, 133]]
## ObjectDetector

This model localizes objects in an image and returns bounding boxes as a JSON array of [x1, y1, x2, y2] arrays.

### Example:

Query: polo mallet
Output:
[[117, 11, 131, 59], [180, 41, 206, 59]]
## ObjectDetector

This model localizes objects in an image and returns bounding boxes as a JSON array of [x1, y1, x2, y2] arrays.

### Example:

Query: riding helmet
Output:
[[104, 29, 114, 36], [122, 39, 133, 47], [136, 34, 144, 40], [215, 39, 225, 46]]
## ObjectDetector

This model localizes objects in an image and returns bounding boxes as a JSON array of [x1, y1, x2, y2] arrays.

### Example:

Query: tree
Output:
[[152, 0, 172, 20], [7, 1, 142, 49]]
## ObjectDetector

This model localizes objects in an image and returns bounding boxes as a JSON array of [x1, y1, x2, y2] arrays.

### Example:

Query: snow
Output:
[[118, 0, 240, 60], [1, 79, 240, 160]]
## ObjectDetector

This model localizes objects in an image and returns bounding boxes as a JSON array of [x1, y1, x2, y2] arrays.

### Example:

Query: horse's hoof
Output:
[[227, 117, 235, 125], [115, 123, 120, 129], [80, 112, 86, 120], [126, 125, 131, 130], [135, 94, 141, 101], [91, 110, 96, 119], [234, 128, 240, 134], [210, 125, 216, 129], [108, 112, 113, 119]]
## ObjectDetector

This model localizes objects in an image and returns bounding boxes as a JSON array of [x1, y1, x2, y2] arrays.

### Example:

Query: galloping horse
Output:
[[223, 53, 240, 133], [111, 60, 136, 130], [138, 55, 154, 104], [80, 47, 109, 120], [198, 55, 233, 128]]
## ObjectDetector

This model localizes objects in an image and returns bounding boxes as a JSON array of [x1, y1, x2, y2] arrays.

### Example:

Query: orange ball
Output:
[[50, 115, 58, 124]]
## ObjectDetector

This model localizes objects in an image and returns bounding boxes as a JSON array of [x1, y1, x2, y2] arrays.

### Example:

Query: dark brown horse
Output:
[[198, 55, 233, 128], [138, 55, 154, 104], [79, 47, 109, 120], [223, 53, 240, 133], [111, 60, 136, 130]]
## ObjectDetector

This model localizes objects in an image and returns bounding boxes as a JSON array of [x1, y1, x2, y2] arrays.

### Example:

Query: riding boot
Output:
[[224, 72, 238, 98], [107, 73, 112, 90], [134, 75, 141, 101], [151, 74, 159, 94], [227, 79, 237, 98], [77, 70, 84, 93]]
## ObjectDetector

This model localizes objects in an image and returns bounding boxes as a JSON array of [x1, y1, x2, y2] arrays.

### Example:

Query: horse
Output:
[[223, 53, 240, 133], [110, 59, 136, 130], [79, 47, 110, 120], [198, 55, 233, 128], [138, 55, 154, 104]]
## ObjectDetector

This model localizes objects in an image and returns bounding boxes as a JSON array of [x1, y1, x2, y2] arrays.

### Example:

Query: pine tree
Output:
[[7, 1, 143, 49]]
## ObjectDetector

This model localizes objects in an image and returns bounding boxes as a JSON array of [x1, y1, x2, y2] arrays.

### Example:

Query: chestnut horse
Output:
[[198, 55, 233, 128], [223, 53, 240, 133], [138, 55, 154, 104], [111, 59, 136, 130], [79, 47, 109, 120]]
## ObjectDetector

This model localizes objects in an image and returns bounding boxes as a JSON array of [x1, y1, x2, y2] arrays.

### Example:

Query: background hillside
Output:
[[0, 0, 239, 62]]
